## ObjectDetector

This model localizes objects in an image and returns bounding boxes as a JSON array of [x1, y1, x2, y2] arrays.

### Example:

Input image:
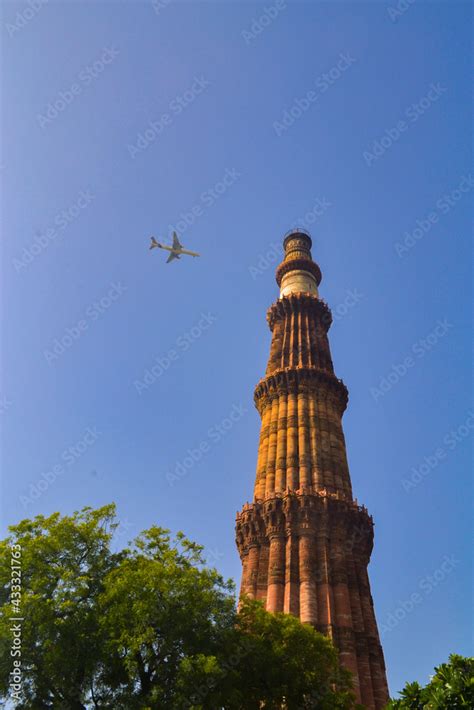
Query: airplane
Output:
[[149, 232, 200, 263]]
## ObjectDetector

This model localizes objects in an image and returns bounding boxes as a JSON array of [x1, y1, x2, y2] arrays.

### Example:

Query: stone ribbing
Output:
[[253, 292, 352, 500], [236, 492, 388, 708], [266, 294, 333, 373], [253, 365, 352, 501], [236, 233, 389, 709]]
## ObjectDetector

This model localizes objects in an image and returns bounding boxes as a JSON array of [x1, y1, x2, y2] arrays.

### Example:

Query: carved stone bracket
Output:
[[254, 367, 348, 415], [236, 490, 374, 562], [267, 293, 332, 332], [276, 258, 322, 288]]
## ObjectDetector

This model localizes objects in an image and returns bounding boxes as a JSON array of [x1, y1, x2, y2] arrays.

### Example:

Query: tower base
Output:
[[236, 490, 389, 709]]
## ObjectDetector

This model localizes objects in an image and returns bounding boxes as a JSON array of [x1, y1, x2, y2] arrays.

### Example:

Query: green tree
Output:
[[95, 525, 236, 708], [0, 505, 119, 709], [176, 596, 358, 710], [387, 654, 474, 709], [1, 505, 358, 709]]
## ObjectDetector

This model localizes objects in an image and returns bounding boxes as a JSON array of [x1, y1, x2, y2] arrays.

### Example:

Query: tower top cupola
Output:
[[276, 229, 322, 298]]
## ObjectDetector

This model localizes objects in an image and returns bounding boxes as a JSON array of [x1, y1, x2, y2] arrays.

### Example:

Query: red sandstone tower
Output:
[[236, 231, 389, 709]]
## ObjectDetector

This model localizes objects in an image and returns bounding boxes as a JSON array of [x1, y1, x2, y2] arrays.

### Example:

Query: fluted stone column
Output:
[[246, 545, 260, 599], [284, 532, 300, 615], [286, 391, 299, 490], [266, 534, 286, 612], [256, 543, 269, 603], [297, 390, 311, 489], [299, 533, 318, 624], [265, 395, 279, 497], [275, 393, 287, 492]]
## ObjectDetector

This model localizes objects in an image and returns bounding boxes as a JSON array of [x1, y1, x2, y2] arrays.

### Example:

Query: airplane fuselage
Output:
[[149, 235, 200, 262], [159, 244, 200, 258]]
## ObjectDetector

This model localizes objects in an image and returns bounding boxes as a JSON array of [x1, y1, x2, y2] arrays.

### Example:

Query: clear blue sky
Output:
[[2, 0, 472, 698]]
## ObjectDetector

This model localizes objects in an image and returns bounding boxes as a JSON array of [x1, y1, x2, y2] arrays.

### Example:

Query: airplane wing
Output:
[[166, 251, 180, 263], [172, 231, 183, 250]]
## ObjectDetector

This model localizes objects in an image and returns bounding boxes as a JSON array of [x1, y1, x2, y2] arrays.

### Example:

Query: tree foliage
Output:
[[0, 505, 357, 709], [387, 654, 474, 709], [0, 505, 119, 709]]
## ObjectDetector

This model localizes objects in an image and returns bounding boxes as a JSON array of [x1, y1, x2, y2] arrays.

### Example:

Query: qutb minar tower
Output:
[[236, 231, 389, 709]]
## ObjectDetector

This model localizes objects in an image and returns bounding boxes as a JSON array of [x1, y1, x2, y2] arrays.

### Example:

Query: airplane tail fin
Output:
[[149, 237, 161, 250]]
